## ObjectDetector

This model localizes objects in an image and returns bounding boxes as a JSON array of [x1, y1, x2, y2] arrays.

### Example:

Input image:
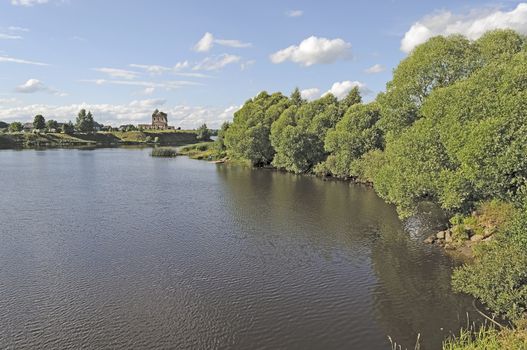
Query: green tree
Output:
[[33, 115, 46, 130], [224, 91, 289, 165], [196, 123, 211, 141], [339, 86, 362, 112], [377, 35, 477, 137], [8, 122, 23, 132], [62, 121, 75, 134], [46, 119, 59, 131], [0, 121, 8, 129], [75, 109, 94, 133], [290, 87, 305, 106], [323, 102, 382, 178]]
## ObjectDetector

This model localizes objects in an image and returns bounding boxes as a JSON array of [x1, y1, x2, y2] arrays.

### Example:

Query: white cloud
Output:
[[81, 79, 202, 90], [11, 0, 49, 6], [193, 54, 241, 71], [0, 103, 240, 129], [0, 33, 22, 40], [287, 10, 303, 17], [0, 55, 48, 66], [129, 62, 210, 77], [193, 32, 252, 52], [8, 26, 30, 32], [94, 67, 139, 80], [401, 3, 527, 53], [365, 63, 385, 74], [270, 36, 352, 66], [129, 98, 166, 108], [142, 87, 155, 95], [194, 32, 215, 52], [300, 88, 321, 101], [323, 80, 369, 99], [15, 78, 66, 96]]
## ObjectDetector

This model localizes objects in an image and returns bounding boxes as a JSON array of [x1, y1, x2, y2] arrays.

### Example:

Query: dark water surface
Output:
[[0, 148, 478, 349]]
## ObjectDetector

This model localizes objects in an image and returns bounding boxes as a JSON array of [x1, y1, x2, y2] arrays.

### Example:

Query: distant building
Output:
[[139, 109, 175, 130], [23, 123, 33, 132]]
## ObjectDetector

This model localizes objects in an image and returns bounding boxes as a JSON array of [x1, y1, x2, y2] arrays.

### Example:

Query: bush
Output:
[[452, 205, 527, 320], [150, 147, 177, 157]]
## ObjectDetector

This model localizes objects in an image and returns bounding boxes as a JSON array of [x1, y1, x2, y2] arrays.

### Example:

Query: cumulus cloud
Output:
[[365, 64, 385, 74], [401, 3, 527, 53], [323, 80, 369, 99], [287, 10, 303, 17], [94, 67, 139, 80], [0, 102, 240, 129], [193, 32, 252, 52], [193, 54, 241, 71], [15, 79, 66, 96], [270, 36, 352, 66], [129, 98, 166, 108], [300, 88, 321, 101], [0, 55, 48, 66], [11, 0, 49, 6]]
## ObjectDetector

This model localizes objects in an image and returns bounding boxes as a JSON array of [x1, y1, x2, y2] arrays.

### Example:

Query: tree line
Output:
[[218, 29, 527, 325], [2, 109, 98, 134]]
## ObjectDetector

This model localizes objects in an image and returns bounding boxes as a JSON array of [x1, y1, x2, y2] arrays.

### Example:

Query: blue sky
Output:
[[1, 0, 526, 127]]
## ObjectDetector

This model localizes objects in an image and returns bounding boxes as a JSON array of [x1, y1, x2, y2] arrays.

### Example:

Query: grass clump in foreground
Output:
[[150, 147, 178, 157], [443, 323, 527, 350]]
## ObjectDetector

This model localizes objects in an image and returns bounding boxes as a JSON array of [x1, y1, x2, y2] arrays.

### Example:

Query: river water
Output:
[[0, 148, 478, 349]]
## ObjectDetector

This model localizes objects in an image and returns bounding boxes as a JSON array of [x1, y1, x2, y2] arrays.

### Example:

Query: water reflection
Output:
[[0, 149, 477, 350]]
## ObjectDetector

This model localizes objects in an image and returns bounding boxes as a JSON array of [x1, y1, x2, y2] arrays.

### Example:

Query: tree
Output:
[[75, 109, 94, 133], [8, 122, 23, 132], [290, 87, 305, 106], [0, 121, 8, 129], [339, 86, 362, 112], [323, 102, 382, 178], [224, 91, 289, 165], [46, 119, 59, 131], [62, 121, 75, 134], [377, 35, 478, 137], [196, 123, 211, 141], [33, 115, 46, 130]]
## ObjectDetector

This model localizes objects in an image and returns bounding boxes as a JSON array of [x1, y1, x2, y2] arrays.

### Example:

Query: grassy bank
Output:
[[0, 130, 201, 149], [177, 141, 223, 160]]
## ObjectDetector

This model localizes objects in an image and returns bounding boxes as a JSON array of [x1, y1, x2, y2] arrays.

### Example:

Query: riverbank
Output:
[[0, 130, 202, 149]]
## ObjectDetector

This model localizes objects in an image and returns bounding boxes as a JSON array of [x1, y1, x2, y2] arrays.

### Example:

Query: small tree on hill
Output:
[[75, 109, 94, 133], [196, 123, 211, 141], [62, 121, 75, 134], [9, 122, 23, 132], [33, 115, 46, 130], [46, 119, 59, 131]]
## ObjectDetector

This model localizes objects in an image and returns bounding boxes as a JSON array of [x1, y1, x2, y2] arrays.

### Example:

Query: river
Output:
[[0, 148, 478, 349]]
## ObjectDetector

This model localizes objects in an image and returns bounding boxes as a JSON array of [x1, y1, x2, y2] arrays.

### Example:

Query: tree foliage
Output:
[[75, 109, 94, 133], [33, 115, 46, 130]]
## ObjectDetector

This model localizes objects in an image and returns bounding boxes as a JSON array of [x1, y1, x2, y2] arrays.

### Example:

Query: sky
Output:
[[1, 0, 527, 128]]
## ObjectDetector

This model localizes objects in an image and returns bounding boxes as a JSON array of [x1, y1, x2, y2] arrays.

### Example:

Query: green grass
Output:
[[178, 141, 219, 160], [443, 323, 527, 350]]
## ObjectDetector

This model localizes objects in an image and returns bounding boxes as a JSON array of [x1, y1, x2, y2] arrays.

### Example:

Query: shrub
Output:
[[150, 147, 177, 157]]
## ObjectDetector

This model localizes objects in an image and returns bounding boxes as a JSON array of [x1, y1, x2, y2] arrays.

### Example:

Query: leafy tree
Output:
[[271, 94, 341, 173], [196, 123, 211, 141], [475, 29, 525, 63], [8, 122, 23, 132], [62, 121, 75, 134], [0, 121, 8, 129], [377, 35, 477, 137], [290, 87, 305, 106], [33, 115, 46, 130], [323, 102, 382, 178], [46, 119, 59, 131], [339, 86, 362, 112], [75, 109, 94, 133], [224, 91, 289, 165]]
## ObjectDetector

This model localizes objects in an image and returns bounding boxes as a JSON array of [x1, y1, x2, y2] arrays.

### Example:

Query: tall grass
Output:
[[150, 147, 178, 157]]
